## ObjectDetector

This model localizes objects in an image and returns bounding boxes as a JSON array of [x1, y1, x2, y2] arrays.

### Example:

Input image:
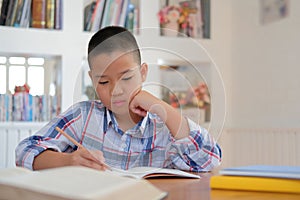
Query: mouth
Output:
[[112, 100, 126, 107]]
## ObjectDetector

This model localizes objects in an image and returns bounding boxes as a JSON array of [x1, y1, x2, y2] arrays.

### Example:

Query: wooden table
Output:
[[148, 173, 300, 200]]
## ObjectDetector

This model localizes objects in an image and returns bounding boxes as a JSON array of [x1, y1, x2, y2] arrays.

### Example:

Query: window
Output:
[[0, 55, 61, 122], [9, 57, 26, 65], [28, 57, 45, 65], [9, 65, 26, 93], [0, 56, 7, 64], [28, 66, 44, 95], [0, 56, 45, 95]]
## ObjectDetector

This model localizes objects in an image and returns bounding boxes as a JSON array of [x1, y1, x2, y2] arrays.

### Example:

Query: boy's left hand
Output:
[[130, 90, 189, 139], [129, 90, 162, 117]]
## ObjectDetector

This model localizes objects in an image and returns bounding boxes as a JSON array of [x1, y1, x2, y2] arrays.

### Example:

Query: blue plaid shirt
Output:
[[16, 101, 221, 171]]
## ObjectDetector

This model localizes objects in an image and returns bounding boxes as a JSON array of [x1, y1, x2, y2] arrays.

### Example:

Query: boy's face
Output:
[[89, 51, 147, 116]]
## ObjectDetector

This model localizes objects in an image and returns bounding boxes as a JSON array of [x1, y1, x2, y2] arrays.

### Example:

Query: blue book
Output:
[[219, 165, 300, 179]]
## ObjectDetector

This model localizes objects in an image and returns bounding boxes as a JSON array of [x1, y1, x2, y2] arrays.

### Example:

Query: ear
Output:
[[88, 70, 94, 83], [88, 70, 96, 87], [140, 63, 148, 82], [88, 70, 92, 79]]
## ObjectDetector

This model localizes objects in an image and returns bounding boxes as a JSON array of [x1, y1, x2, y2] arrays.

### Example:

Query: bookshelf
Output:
[[0, 0, 63, 30], [0, 53, 61, 122], [158, 59, 211, 125], [0, 0, 214, 125], [83, 0, 140, 33]]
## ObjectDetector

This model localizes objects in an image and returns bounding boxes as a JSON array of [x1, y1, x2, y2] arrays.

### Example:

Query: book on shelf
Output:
[[118, 0, 129, 27], [4, 0, 18, 26], [90, 0, 106, 32], [83, 0, 96, 31], [31, 0, 46, 28], [45, 0, 55, 29], [0, 166, 168, 200], [19, 0, 32, 28], [0, 0, 63, 29], [0, 0, 9, 25], [210, 165, 300, 194], [0, 93, 61, 122], [0, 94, 12, 121], [54, 0, 62, 29], [201, 0, 210, 38], [12, 0, 25, 27], [83, 0, 139, 33], [125, 2, 136, 33]]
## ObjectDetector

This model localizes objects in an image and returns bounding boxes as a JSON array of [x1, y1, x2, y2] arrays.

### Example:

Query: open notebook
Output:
[[109, 166, 200, 179]]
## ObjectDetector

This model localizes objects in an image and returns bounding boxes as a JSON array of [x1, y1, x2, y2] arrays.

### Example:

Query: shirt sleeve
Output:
[[165, 118, 222, 172], [15, 102, 85, 170]]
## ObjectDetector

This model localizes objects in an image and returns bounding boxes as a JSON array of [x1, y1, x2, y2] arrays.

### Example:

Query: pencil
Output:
[[55, 127, 112, 171], [55, 127, 84, 148]]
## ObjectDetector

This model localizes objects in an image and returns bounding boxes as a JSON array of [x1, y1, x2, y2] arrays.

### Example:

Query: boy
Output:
[[16, 26, 221, 172]]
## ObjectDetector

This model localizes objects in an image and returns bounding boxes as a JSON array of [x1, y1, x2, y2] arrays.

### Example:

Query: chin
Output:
[[111, 107, 129, 115]]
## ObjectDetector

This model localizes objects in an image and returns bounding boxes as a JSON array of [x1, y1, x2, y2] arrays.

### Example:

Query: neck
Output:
[[114, 110, 143, 132]]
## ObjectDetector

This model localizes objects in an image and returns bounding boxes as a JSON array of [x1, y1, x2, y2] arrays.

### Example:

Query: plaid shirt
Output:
[[16, 101, 221, 171]]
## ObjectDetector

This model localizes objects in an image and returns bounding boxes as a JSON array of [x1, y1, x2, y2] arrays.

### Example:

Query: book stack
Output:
[[83, 0, 139, 34], [210, 165, 300, 194], [0, 0, 63, 29], [0, 93, 61, 122]]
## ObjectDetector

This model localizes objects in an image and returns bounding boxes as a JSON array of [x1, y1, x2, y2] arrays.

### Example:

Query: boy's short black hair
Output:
[[88, 26, 141, 68]]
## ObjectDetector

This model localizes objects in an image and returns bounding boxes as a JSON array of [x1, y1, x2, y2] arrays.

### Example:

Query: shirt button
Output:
[[121, 143, 127, 149], [121, 135, 126, 141]]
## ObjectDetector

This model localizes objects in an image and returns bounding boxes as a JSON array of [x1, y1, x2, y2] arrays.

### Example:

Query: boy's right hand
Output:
[[68, 148, 107, 171]]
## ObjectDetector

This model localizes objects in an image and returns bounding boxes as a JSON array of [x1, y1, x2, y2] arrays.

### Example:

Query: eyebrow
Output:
[[95, 67, 138, 78]]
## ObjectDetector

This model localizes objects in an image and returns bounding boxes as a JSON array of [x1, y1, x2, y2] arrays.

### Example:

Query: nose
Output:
[[111, 81, 123, 96]]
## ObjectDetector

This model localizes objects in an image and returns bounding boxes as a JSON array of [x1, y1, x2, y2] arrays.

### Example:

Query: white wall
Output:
[[230, 0, 300, 128], [141, 0, 300, 130], [201, 0, 232, 132]]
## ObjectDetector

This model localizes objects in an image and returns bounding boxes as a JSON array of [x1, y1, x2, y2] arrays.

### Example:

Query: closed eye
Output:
[[98, 81, 109, 85], [122, 76, 133, 81]]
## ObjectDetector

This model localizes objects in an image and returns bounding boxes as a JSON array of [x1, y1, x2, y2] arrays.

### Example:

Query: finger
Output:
[[89, 150, 106, 164], [129, 89, 143, 110], [76, 151, 107, 171], [129, 97, 147, 115], [131, 106, 147, 116], [136, 108, 147, 116], [76, 148, 109, 170], [78, 148, 101, 163], [86, 151, 110, 171], [80, 159, 106, 171]]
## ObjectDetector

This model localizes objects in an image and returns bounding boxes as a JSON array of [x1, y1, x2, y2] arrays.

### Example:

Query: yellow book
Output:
[[210, 175, 300, 194]]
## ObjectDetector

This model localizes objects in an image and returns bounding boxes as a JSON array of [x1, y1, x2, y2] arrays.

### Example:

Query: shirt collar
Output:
[[103, 108, 151, 136], [103, 108, 117, 132]]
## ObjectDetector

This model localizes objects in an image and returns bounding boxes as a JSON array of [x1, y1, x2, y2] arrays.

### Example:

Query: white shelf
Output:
[[0, 122, 47, 129], [0, 0, 213, 115]]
